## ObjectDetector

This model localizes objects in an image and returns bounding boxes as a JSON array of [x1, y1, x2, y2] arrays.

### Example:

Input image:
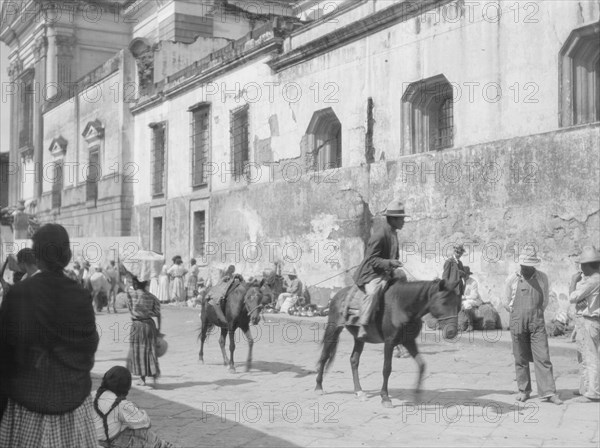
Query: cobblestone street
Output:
[[92, 308, 599, 448]]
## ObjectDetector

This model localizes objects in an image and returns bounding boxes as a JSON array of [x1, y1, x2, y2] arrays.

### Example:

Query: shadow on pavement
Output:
[[249, 360, 314, 378], [155, 379, 256, 390], [91, 374, 300, 448], [330, 387, 519, 414]]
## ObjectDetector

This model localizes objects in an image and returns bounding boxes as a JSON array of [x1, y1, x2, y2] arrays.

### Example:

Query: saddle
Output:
[[206, 278, 241, 306], [341, 284, 381, 326]]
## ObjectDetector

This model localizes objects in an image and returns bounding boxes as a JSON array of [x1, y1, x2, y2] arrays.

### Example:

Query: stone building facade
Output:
[[130, 0, 599, 317], [0, 0, 134, 237], [2, 1, 599, 320]]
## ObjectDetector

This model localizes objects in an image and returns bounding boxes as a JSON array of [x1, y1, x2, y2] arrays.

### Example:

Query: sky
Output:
[[0, 41, 8, 153]]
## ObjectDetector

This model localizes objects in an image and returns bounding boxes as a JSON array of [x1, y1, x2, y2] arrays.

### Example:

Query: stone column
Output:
[[7, 57, 23, 205], [33, 36, 48, 201]]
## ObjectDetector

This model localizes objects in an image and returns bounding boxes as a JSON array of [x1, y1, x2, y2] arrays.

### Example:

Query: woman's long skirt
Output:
[[127, 319, 161, 378], [0, 396, 97, 448]]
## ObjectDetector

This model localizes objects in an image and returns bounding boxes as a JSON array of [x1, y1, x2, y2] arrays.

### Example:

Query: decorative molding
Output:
[[7, 58, 23, 80], [19, 145, 34, 162], [269, 0, 452, 72], [48, 136, 68, 157], [55, 35, 77, 58], [82, 120, 105, 143], [33, 36, 48, 62]]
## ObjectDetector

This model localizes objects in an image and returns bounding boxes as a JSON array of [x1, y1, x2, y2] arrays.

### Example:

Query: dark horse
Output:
[[315, 279, 461, 407], [198, 279, 265, 373]]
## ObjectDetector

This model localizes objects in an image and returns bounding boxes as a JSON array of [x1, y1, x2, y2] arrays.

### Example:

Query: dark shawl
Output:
[[0, 271, 99, 414]]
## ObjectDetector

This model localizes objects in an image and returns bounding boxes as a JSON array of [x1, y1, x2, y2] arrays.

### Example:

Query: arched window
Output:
[[306, 108, 342, 170], [559, 22, 600, 127], [401, 74, 454, 154]]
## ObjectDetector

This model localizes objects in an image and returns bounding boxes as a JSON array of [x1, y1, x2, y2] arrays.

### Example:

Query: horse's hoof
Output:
[[382, 400, 393, 408], [355, 391, 367, 402], [315, 388, 325, 396], [229, 368, 236, 374]]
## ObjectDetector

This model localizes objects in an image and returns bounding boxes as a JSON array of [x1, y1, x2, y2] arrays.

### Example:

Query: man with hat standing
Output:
[[443, 243, 467, 297], [569, 246, 600, 402], [503, 250, 563, 404], [354, 199, 407, 341]]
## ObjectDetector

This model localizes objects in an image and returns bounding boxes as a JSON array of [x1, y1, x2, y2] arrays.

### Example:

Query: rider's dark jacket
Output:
[[354, 221, 399, 287]]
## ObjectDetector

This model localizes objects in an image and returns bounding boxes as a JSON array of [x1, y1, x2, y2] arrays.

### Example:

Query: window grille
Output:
[[191, 106, 210, 187], [151, 123, 166, 196], [230, 106, 249, 180]]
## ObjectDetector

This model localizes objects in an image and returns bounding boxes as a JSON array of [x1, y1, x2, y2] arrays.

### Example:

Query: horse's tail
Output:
[[318, 295, 343, 373]]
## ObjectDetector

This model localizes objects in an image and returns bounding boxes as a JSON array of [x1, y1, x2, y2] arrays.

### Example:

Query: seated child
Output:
[[93, 366, 179, 448]]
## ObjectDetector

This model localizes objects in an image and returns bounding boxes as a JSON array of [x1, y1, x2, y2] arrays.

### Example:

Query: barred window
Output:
[[86, 149, 99, 204], [152, 216, 163, 254], [52, 160, 63, 209], [193, 210, 206, 258], [230, 105, 249, 180], [431, 96, 454, 151], [559, 23, 600, 127], [401, 74, 454, 154], [150, 122, 167, 196], [306, 107, 342, 171], [190, 105, 210, 187]]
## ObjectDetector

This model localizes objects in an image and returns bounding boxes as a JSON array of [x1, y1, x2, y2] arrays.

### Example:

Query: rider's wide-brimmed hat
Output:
[[577, 246, 600, 264], [519, 251, 541, 266], [453, 243, 466, 255], [463, 266, 472, 276], [383, 199, 409, 217]]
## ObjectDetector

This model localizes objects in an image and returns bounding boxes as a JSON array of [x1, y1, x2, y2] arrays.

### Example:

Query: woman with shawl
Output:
[[0, 224, 99, 446]]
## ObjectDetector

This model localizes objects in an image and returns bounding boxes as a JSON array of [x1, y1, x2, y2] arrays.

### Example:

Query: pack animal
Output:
[[198, 279, 265, 373], [315, 279, 461, 407]]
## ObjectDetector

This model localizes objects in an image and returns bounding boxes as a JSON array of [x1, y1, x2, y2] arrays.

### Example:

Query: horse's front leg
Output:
[[380, 341, 394, 408], [242, 325, 253, 372], [350, 338, 366, 401], [228, 329, 236, 373], [402, 339, 425, 401], [219, 327, 229, 366]]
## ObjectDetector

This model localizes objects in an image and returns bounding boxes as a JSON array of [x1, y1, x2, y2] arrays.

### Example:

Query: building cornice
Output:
[[269, 0, 453, 72], [131, 38, 283, 114]]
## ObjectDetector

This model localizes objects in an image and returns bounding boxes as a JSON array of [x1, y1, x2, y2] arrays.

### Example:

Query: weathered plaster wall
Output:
[[206, 124, 599, 320], [130, 0, 600, 317]]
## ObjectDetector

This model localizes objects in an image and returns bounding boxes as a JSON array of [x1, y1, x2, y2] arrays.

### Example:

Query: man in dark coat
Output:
[[443, 243, 466, 296], [354, 199, 408, 341]]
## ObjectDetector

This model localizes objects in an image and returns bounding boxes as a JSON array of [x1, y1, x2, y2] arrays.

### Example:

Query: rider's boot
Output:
[[357, 325, 368, 341]]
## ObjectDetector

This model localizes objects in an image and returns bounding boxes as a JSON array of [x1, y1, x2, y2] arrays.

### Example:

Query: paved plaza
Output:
[[91, 307, 599, 448]]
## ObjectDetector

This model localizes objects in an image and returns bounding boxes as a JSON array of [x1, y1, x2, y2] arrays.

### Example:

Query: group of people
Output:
[[354, 198, 599, 405], [150, 256, 207, 305], [0, 223, 178, 447]]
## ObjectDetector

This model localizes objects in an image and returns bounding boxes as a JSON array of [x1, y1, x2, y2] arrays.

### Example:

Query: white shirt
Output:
[[92, 390, 151, 441]]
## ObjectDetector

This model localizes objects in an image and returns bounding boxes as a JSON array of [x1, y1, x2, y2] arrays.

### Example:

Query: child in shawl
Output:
[[93, 366, 178, 448]]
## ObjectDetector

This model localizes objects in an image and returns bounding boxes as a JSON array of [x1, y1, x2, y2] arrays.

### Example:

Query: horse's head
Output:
[[244, 279, 265, 325], [428, 279, 461, 339]]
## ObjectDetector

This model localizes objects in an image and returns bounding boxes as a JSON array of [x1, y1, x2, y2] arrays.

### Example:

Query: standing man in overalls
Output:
[[503, 251, 563, 405]]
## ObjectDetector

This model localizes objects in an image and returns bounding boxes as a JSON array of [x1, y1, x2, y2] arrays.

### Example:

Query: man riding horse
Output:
[[354, 199, 407, 341], [207, 264, 239, 325]]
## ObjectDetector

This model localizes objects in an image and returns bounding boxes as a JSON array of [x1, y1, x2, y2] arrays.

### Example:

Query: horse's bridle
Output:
[[244, 293, 263, 318]]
